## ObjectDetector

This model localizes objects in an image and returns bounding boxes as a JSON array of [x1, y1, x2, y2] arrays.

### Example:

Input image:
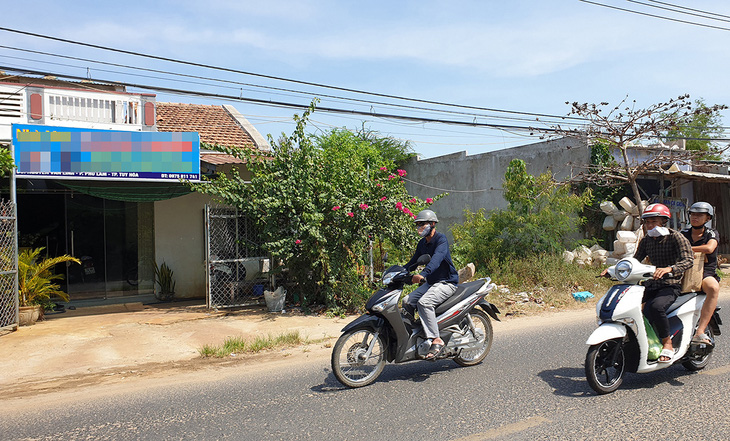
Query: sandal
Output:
[[425, 343, 444, 360], [658, 348, 674, 363], [692, 333, 713, 345]]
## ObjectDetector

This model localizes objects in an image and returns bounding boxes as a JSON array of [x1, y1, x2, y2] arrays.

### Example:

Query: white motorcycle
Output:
[[585, 257, 722, 394]]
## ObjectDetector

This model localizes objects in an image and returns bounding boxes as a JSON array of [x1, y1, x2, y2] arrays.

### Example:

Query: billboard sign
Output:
[[12, 124, 200, 181]]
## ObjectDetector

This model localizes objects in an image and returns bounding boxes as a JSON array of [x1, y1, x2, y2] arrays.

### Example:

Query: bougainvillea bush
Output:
[[192, 102, 442, 309]]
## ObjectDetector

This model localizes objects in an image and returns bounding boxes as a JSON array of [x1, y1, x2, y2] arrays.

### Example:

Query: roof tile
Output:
[[155, 103, 258, 151]]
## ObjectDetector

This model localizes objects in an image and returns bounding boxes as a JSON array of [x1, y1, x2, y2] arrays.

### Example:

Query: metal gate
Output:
[[205, 205, 270, 309], [0, 199, 18, 332]]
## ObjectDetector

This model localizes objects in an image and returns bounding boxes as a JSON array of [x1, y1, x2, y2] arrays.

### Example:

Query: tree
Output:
[[554, 95, 726, 215], [355, 125, 416, 166], [661, 98, 725, 160], [451, 159, 591, 272], [191, 102, 441, 309]]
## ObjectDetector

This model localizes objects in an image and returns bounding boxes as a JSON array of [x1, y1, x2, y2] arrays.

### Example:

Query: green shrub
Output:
[[451, 159, 591, 273]]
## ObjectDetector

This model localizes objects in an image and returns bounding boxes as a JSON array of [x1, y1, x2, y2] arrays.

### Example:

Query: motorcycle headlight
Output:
[[372, 300, 388, 312], [382, 271, 396, 285], [614, 260, 633, 281]]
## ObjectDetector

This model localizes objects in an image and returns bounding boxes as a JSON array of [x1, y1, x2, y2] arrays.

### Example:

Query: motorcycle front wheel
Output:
[[585, 338, 626, 395], [454, 309, 493, 367], [331, 327, 386, 388]]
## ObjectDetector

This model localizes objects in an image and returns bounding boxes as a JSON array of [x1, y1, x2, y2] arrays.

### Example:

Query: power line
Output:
[[0, 27, 588, 122], [0, 65, 564, 134], [0, 46, 581, 128], [579, 0, 730, 31], [627, 0, 730, 24], [646, 0, 730, 20]]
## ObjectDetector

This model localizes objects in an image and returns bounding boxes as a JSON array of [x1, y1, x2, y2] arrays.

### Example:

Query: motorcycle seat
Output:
[[666, 292, 698, 315], [435, 280, 484, 315]]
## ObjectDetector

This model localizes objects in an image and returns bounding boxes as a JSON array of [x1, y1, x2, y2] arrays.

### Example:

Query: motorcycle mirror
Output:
[[382, 252, 388, 263]]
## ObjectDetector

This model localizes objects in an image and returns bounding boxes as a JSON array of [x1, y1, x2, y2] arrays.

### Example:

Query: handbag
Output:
[[680, 252, 705, 293]]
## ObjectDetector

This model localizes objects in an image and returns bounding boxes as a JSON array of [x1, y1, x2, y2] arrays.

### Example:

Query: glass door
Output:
[[66, 193, 106, 300]]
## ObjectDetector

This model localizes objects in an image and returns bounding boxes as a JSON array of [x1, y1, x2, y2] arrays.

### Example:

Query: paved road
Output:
[[2, 299, 729, 440]]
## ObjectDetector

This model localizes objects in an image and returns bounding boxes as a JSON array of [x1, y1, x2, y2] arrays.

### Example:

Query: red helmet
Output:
[[641, 203, 671, 220]]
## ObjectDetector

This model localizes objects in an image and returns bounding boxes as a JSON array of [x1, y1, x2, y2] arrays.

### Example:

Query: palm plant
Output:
[[18, 247, 80, 307]]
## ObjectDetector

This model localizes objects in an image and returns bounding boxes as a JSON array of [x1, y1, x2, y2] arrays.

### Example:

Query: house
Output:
[[0, 75, 269, 306]]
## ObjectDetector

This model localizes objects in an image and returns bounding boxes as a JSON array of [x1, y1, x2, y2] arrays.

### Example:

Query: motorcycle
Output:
[[331, 255, 500, 388], [585, 257, 722, 394]]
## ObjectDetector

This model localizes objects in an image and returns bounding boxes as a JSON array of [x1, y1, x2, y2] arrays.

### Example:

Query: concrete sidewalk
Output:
[[0, 300, 354, 394]]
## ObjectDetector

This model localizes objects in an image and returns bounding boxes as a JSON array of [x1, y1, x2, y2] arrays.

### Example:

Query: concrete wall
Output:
[[402, 137, 589, 234], [154, 192, 210, 299]]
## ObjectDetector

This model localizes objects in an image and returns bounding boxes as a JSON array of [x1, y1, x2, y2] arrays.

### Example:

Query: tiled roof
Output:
[[156, 102, 258, 150], [199, 152, 245, 165]]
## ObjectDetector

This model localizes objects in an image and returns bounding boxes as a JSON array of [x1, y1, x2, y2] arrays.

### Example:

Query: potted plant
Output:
[[154, 261, 176, 301], [18, 247, 80, 325]]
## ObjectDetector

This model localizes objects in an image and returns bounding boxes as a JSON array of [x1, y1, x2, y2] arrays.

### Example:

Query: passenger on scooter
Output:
[[629, 203, 693, 363], [681, 202, 720, 346], [404, 209, 459, 360]]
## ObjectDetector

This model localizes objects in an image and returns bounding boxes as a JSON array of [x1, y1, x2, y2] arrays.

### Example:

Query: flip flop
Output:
[[692, 333, 713, 345], [425, 343, 444, 361], [658, 348, 674, 363]]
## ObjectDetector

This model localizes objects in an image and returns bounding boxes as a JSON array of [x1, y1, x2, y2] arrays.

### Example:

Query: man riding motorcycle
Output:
[[403, 209, 459, 360]]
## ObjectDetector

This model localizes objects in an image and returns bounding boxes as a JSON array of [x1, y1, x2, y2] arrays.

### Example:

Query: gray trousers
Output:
[[405, 281, 457, 340]]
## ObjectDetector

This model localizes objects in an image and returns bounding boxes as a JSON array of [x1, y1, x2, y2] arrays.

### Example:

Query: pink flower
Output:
[[332, 205, 340, 211], [397, 169, 407, 177], [388, 175, 395, 180], [410, 198, 417, 203], [410, 213, 416, 218], [380, 196, 387, 201], [347, 212, 354, 217], [359, 204, 369, 210], [426, 198, 433, 204], [395, 202, 403, 210], [376, 183, 382, 187], [379, 166, 387, 171], [295, 239, 301, 244]]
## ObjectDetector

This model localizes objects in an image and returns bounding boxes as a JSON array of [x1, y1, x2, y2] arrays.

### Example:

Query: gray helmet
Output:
[[414, 209, 438, 223], [689, 201, 714, 218]]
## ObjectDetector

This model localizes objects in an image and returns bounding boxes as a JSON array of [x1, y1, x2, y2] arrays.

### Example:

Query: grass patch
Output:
[[199, 331, 307, 358], [482, 253, 614, 316]]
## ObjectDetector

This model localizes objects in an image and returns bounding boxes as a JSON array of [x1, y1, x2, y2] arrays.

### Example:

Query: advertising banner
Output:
[[12, 124, 200, 182]]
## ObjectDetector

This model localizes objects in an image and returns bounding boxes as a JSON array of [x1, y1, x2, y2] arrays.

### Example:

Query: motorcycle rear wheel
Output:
[[454, 309, 493, 367], [683, 327, 715, 371], [331, 327, 386, 388], [586, 338, 625, 395]]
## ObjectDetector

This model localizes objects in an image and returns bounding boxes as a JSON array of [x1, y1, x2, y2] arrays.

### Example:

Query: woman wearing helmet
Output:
[[681, 202, 720, 345], [633, 203, 694, 362], [403, 209, 459, 360]]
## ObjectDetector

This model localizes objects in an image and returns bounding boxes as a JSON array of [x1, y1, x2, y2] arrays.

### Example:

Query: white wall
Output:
[[154, 192, 211, 299]]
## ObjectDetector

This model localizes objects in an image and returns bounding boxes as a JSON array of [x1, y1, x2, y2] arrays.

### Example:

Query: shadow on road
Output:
[[538, 364, 699, 397], [537, 366, 594, 397], [311, 359, 461, 393]]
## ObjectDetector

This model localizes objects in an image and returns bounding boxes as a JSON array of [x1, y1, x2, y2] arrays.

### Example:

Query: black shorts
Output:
[[703, 268, 720, 282]]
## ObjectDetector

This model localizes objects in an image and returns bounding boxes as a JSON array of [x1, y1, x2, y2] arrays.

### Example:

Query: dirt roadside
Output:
[[1, 285, 727, 401]]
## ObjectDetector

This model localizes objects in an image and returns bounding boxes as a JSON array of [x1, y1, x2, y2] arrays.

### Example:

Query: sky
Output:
[[2, 0, 730, 159]]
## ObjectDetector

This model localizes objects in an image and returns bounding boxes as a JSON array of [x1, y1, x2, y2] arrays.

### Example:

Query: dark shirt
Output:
[[405, 231, 459, 285], [681, 227, 719, 273], [634, 229, 693, 286]]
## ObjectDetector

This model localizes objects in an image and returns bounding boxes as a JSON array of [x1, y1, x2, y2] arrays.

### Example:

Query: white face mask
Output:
[[418, 224, 432, 238], [647, 226, 670, 237]]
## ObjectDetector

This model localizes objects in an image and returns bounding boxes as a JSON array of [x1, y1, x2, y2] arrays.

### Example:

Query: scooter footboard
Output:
[[586, 323, 627, 345]]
